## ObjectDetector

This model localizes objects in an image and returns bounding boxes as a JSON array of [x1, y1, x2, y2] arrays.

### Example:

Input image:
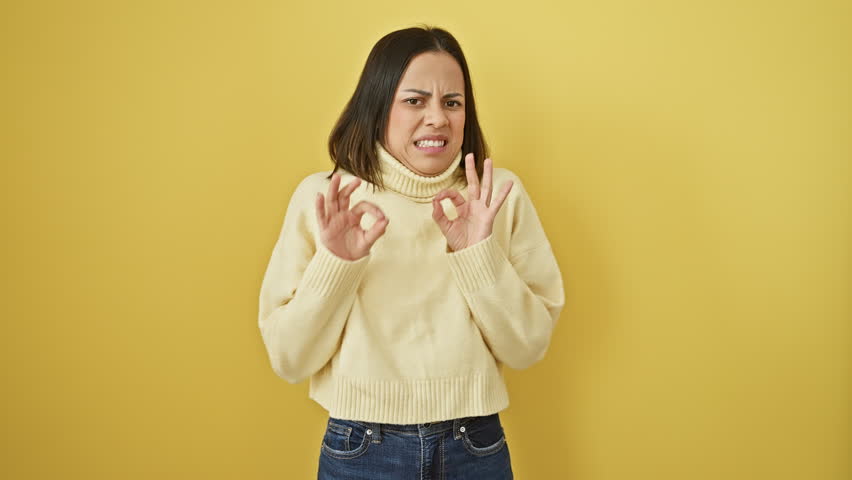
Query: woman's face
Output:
[[383, 51, 466, 176]]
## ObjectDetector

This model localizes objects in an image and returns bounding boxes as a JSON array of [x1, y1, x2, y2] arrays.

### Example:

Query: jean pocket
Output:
[[460, 413, 507, 457], [321, 418, 372, 460]]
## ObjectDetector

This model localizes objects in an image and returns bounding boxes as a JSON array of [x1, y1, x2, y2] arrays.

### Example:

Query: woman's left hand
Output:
[[432, 153, 514, 252]]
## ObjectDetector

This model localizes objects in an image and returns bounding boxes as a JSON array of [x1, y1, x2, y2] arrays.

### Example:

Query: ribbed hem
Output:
[[309, 371, 510, 424], [300, 242, 370, 297], [445, 234, 507, 293]]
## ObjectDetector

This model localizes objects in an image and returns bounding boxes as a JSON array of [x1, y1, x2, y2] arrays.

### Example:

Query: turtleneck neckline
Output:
[[375, 142, 464, 203]]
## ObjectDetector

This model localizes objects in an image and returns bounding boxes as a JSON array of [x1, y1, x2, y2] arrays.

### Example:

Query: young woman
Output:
[[258, 25, 565, 479]]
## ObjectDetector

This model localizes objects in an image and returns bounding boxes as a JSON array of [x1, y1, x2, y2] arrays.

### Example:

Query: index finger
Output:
[[350, 200, 385, 221], [434, 188, 465, 208]]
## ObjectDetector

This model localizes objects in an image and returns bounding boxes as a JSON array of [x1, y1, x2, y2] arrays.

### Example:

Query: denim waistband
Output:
[[329, 413, 499, 440]]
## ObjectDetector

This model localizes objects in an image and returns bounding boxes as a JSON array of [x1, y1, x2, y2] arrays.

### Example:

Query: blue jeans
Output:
[[317, 412, 514, 479]]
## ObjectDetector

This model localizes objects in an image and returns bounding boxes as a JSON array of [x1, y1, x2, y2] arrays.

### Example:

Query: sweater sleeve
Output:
[[445, 174, 565, 370], [258, 176, 370, 384]]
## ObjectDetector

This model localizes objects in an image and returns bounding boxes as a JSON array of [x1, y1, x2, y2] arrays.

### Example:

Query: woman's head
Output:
[[328, 25, 488, 189]]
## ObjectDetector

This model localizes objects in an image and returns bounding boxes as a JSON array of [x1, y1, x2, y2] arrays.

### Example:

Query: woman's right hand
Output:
[[315, 173, 389, 261]]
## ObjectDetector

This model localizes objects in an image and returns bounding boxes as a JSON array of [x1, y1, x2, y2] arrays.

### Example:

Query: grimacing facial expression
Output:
[[383, 51, 466, 177]]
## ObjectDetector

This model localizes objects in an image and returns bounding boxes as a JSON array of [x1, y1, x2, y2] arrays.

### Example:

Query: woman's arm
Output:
[[258, 177, 370, 384], [445, 175, 565, 370]]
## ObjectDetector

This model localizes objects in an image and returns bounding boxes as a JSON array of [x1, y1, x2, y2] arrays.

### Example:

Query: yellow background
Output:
[[2, 0, 849, 478]]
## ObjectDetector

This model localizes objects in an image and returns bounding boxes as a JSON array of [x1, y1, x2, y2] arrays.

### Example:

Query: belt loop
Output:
[[453, 418, 461, 440]]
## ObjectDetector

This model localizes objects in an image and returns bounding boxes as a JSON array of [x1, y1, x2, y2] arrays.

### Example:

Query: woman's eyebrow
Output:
[[401, 88, 464, 98]]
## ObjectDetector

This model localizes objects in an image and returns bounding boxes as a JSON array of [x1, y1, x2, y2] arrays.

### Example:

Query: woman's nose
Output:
[[424, 102, 449, 128]]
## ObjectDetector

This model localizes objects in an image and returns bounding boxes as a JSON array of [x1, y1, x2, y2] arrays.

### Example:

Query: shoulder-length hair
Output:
[[327, 25, 488, 191]]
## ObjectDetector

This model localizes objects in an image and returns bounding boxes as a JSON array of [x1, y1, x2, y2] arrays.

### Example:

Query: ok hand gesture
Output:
[[431, 154, 514, 252], [316, 173, 389, 261]]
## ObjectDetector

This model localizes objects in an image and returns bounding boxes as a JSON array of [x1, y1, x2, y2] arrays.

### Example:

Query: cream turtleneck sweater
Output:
[[258, 142, 565, 424]]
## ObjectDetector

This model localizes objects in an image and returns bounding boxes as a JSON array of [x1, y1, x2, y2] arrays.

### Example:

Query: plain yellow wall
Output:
[[1, 0, 849, 478]]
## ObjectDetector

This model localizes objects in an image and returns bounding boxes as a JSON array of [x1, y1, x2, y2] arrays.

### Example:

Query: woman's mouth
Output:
[[414, 139, 447, 153]]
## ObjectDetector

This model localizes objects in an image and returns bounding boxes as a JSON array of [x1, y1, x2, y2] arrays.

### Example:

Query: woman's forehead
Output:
[[395, 52, 464, 92]]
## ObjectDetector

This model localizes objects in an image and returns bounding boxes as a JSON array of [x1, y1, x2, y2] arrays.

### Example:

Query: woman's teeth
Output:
[[415, 140, 446, 147]]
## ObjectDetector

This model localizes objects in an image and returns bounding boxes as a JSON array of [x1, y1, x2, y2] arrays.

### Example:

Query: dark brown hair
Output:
[[327, 25, 488, 191]]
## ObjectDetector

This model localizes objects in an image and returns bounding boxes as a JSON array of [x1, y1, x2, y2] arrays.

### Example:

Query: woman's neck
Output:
[[375, 142, 464, 203]]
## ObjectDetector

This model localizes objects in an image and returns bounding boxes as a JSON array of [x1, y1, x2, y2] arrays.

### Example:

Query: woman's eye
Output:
[[404, 98, 462, 107]]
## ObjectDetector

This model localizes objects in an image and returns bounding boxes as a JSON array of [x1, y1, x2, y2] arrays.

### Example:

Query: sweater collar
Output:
[[376, 141, 464, 202]]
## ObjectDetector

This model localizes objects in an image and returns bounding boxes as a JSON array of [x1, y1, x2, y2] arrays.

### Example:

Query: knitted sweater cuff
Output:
[[300, 242, 370, 297], [445, 233, 505, 293]]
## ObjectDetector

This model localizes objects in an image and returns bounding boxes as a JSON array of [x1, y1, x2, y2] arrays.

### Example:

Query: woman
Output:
[[258, 25, 565, 479]]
